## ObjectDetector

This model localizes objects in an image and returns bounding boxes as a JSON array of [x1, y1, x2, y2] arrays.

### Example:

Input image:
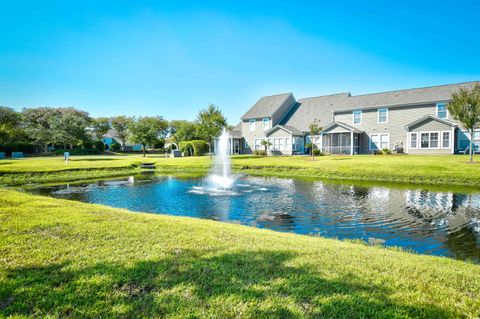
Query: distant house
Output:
[[102, 129, 142, 151], [222, 81, 480, 155]]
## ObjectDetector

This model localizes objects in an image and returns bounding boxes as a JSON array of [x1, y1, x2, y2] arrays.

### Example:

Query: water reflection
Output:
[[29, 175, 480, 262]]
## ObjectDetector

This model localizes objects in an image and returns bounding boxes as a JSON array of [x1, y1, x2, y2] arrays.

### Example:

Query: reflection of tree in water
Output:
[[444, 225, 480, 262]]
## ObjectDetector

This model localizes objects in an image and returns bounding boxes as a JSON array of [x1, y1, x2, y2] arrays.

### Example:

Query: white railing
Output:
[[322, 146, 359, 155]]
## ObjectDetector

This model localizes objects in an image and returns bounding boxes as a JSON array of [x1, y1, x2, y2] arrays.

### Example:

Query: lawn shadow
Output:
[[0, 250, 457, 318]]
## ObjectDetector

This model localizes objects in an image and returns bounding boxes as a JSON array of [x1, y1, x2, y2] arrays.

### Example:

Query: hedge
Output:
[[179, 140, 208, 156]]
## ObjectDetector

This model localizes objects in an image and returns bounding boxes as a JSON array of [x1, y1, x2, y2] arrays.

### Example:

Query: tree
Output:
[[169, 120, 198, 146], [448, 84, 480, 163], [22, 107, 60, 152], [129, 116, 169, 157], [195, 104, 227, 158], [261, 139, 272, 156], [308, 119, 322, 160], [111, 116, 133, 151], [49, 108, 91, 150], [0, 106, 23, 144], [92, 117, 111, 141]]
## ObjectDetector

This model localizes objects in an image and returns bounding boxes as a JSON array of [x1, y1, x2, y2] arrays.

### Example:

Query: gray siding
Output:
[[334, 103, 441, 153]]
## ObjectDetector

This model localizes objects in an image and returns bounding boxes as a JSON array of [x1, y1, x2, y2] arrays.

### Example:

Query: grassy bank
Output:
[[1, 154, 480, 188], [1, 189, 479, 318]]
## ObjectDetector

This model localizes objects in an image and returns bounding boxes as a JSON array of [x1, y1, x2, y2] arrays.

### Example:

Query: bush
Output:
[[179, 140, 207, 156], [0, 142, 36, 155], [382, 148, 392, 155], [110, 143, 121, 152], [53, 148, 101, 155], [312, 149, 323, 156], [153, 139, 165, 150], [94, 141, 105, 151], [253, 150, 266, 156]]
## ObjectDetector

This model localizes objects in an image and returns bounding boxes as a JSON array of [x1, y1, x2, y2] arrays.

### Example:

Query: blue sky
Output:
[[1, 0, 479, 124]]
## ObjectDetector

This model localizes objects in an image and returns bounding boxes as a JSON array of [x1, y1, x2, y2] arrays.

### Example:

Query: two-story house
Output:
[[224, 81, 480, 155]]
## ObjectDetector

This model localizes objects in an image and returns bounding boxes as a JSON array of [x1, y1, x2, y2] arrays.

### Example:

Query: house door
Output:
[[234, 140, 240, 154]]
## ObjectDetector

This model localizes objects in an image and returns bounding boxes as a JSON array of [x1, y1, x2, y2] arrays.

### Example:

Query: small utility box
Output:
[[12, 152, 24, 159], [170, 150, 182, 158]]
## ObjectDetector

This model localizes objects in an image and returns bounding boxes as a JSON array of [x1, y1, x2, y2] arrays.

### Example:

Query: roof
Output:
[[321, 121, 364, 134], [228, 122, 242, 138], [333, 81, 479, 113], [404, 115, 458, 131], [280, 93, 351, 132], [266, 125, 305, 136], [241, 93, 294, 119]]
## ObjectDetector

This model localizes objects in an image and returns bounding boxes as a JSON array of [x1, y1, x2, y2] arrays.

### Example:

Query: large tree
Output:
[[111, 116, 133, 151], [448, 84, 480, 163], [195, 104, 227, 157], [92, 117, 111, 141], [0, 106, 23, 144], [49, 108, 92, 150], [129, 116, 169, 157], [169, 120, 199, 146], [22, 107, 60, 152]]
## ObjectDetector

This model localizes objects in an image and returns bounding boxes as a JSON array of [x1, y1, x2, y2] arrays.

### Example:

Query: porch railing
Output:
[[321, 146, 359, 155]]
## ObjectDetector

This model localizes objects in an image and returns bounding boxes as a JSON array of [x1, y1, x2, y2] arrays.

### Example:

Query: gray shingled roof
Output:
[[334, 81, 479, 113], [321, 121, 364, 134], [241, 93, 293, 119], [228, 122, 242, 138], [266, 125, 305, 136], [404, 115, 457, 131]]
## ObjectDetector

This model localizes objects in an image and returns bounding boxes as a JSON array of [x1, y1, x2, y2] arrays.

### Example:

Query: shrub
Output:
[[110, 143, 121, 152], [179, 140, 207, 156], [53, 148, 101, 155], [382, 148, 392, 155], [253, 150, 266, 156], [312, 149, 323, 156], [0, 142, 36, 155], [94, 141, 105, 151]]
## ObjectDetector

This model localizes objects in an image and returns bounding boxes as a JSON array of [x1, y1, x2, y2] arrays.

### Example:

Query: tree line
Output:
[[0, 104, 227, 157]]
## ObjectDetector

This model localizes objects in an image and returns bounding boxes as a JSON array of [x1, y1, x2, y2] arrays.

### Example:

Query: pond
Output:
[[29, 174, 480, 262]]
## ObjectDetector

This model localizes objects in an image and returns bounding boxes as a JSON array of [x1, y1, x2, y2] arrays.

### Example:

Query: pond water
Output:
[[29, 174, 480, 262]]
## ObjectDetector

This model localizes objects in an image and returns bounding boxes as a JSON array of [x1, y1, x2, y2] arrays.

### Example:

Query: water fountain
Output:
[[207, 127, 235, 189]]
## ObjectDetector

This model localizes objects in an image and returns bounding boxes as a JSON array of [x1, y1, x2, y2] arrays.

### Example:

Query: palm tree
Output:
[[261, 139, 272, 156], [448, 84, 480, 163], [308, 119, 322, 160]]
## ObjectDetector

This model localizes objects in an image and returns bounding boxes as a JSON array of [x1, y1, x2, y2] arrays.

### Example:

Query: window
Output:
[[244, 139, 249, 148], [410, 133, 418, 149], [254, 138, 262, 150], [430, 132, 439, 148], [249, 119, 256, 131], [285, 138, 290, 149], [420, 132, 441, 149], [378, 108, 388, 123], [370, 133, 389, 150], [442, 132, 450, 148], [436, 103, 447, 119], [421, 133, 429, 148], [352, 110, 362, 125], [262, 118, 270, 130], [293, 138, 301, 151]]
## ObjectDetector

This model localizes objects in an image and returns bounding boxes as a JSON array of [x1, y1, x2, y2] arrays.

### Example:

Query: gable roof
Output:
[[241, 93, 294, 119], [228, 122, 242, 138], [404, 115, 458, 131], [321, 121, 364, 134], [266, 125, 305, 136]]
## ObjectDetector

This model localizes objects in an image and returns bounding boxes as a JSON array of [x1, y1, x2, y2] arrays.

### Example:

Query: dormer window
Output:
[[262, 118, 270, 130], [352, 110, 362, 125], [249, 119, 255, 131], [436, 103, 447, 119]]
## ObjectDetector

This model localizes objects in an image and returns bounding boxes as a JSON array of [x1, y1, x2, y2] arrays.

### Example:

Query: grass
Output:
[[1, 189, 479, 318], [1, 154, 480, 189]]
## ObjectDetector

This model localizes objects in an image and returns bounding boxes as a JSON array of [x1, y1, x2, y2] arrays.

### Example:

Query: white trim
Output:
[[436, 102, 448, 119], [441, 131, 451, 149], [369, 133, 390, 151], [419, 131, 441, 149], [451, 127, 455, 154], [352, 110, 362, 125], [262, 117, 270, 131], [377, 107, 388, 124]]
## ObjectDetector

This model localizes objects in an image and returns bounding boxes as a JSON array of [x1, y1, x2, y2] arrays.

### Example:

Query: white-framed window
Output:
[[369, 133, 389, 150], [419, 131, 442, 149], [262, 118, 270, 130], [249, 119, 256, 131], [292, 137, 301, 151], [436, 103, 448, 119], [410, 132, 418, 149], [254, 138, 262, 150], [442, 131, 450, 148], [378, 108, 388, 123], [352, 110, 362, 125]]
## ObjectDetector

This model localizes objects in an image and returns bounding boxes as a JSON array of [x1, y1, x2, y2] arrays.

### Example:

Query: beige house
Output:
[[227, 81, 480, 155]]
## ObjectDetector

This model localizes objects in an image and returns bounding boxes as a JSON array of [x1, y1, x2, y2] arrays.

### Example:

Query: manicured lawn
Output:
[[1, 189, 479, 318], [1, 154, 480, 188]]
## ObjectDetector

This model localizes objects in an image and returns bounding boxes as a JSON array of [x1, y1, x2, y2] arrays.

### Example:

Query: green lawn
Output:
[[1, 154, 480, 188], [1, 189, 479, 318]]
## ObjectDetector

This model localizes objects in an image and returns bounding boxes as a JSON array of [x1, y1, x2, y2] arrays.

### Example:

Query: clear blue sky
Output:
[[1, 0, 479, 124]]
